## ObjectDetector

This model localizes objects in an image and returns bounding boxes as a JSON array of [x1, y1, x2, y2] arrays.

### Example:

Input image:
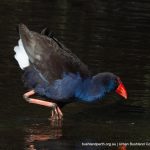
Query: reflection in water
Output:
[[27, 145, 36, 150], [24, 120, 63, 150], [118, 145, 127, 150]]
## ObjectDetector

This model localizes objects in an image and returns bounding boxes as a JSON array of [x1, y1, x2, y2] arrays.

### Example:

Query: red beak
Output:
[[115, 80, 127, 99]]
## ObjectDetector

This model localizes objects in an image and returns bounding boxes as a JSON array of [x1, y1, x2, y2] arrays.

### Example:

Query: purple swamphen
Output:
[[14, 24, 127, 119]]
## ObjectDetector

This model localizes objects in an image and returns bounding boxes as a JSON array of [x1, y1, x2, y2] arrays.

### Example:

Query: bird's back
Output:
[[14, 24, 90, 101]]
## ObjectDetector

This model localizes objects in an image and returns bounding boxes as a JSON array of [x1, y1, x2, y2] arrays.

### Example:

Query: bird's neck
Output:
[[75, 77, 106, 102]]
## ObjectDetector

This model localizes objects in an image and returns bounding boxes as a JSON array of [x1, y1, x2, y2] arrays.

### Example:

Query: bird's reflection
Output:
[[118, 145, 127, 150], [24, 119, 63, 150]]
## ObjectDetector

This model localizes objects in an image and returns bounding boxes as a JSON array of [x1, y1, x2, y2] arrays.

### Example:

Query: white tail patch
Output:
[[14, 39, 30, 70]]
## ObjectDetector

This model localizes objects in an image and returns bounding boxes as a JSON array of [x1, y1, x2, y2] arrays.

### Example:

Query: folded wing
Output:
[[18, 24, 90, 84]]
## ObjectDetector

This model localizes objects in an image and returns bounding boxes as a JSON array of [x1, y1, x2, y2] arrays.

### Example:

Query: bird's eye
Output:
[[114, 78, 118, 85]]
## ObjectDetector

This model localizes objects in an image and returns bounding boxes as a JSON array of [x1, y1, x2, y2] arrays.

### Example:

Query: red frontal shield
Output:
[[116, 80, 127, 99]]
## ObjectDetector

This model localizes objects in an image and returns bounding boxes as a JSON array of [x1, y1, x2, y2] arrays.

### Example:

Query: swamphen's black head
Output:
[[92, 72, 127, 99]]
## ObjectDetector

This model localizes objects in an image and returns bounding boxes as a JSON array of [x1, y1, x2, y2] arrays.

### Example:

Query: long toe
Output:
[[50, 110, 54, 120], [49, 103, 63, 120], [57, 107, 63, 119], [51, 108, 63, 120]]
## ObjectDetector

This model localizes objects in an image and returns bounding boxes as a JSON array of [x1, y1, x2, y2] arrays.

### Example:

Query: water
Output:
[[0, 0, 150, 149]]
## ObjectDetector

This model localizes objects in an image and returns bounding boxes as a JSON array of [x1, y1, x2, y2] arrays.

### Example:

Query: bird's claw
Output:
[[50, 103, 63, 120]]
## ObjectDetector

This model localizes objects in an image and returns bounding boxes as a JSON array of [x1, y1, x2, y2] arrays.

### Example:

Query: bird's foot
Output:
[[23, 90, 63, 120], [49, 103, 63, 120]]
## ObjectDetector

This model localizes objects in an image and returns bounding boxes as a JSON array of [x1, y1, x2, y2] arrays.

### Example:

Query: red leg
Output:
[[23, 90, 63, 119]]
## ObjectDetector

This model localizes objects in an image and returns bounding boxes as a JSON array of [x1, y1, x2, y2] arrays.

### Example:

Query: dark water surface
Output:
[[0, 0, 150, 150]]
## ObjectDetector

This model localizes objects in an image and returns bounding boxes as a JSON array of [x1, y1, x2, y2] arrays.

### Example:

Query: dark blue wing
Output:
[[19, 24, 90, 83], [19, 24, 90, 100]]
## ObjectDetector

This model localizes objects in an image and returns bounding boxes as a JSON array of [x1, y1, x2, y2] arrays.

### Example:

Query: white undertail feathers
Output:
[[14, 39, 30, 70]]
